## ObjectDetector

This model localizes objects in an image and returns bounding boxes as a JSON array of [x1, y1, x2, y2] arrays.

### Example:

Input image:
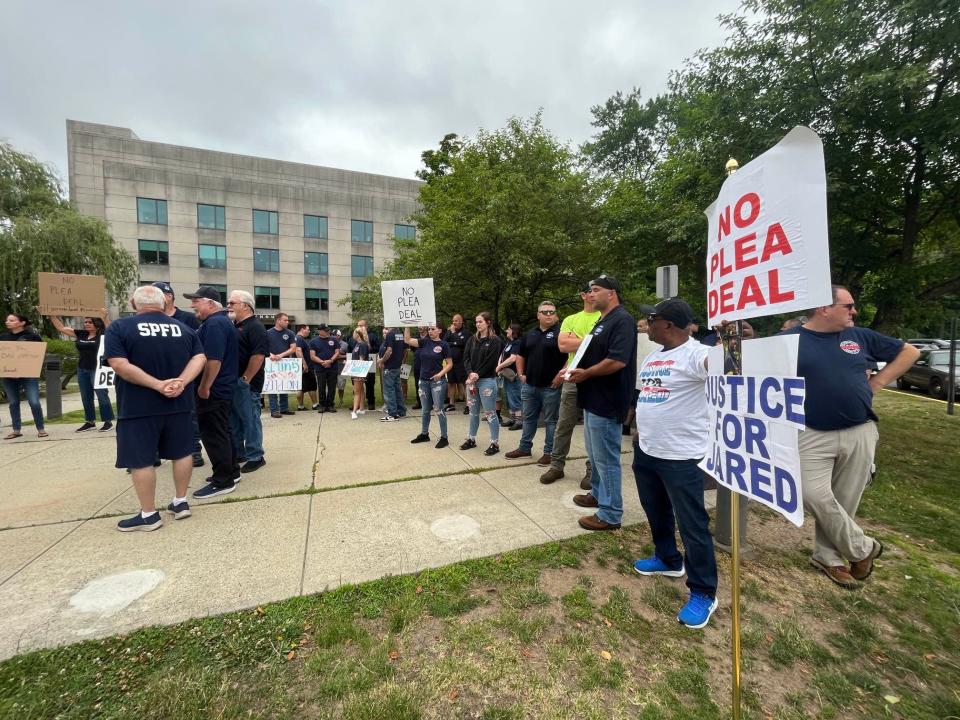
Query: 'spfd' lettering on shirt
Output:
[[137, 322, 183, 337]]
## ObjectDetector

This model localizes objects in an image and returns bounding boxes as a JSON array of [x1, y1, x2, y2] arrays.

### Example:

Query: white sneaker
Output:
[[358, 409, 366, 415], [351, 411, 358, 420]]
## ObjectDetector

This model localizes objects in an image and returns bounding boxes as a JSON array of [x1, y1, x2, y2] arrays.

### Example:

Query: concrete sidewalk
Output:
[[0, 405, 714, 660]]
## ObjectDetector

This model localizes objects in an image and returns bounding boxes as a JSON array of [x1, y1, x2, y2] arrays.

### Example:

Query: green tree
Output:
[[0, 142, 138, 323]]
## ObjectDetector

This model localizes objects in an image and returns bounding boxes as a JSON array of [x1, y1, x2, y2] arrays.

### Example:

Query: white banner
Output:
[[704, 126, 832, 327], [342, 359, 374, 378], [93, 336, 115, 390], [262, 358, 302, 393], [381, 278, 436, 327]]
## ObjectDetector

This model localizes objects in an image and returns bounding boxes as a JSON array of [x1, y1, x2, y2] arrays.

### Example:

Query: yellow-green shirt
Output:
[[559, 310, 601, 363]]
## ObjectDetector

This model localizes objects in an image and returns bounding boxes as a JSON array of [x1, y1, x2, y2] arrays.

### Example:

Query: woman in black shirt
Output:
[[349, 327, 370, 420], [2, 313, 47, 439], [46, 309, 113, 432]]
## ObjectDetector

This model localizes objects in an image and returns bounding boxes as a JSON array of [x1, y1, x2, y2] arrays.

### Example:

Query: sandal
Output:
[[4, 432, 23, 440], [37, 431, 49, 438]]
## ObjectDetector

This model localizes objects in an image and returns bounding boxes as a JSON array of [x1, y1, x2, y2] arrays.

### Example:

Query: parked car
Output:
[[898, 349, 960, 398], [906, 338, 952, 350]]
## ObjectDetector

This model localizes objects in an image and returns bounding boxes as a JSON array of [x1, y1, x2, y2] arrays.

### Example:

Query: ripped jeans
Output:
[[418, 377, 448, 438], [467, 377, 500, 443]]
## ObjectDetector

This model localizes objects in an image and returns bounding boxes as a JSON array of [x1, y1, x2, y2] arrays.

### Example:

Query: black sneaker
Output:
[[165, 501, 192, 520], [192, 453, 205, 468], [460, 438, 477, 450], [98, 421, 113, 432], [192, 482, 237, 500], [296, 406, 306, 411], [411, 434, 431, 444], [326, 407, 337, 413], [444, 403, 455, 412], [509, 421, 523, 431], [311, 403, 321, 410], [117, 511, 162, 532], [380, 415, 400, 422], [462, 406, 470, 414], [281, 410, 295, 415], [75, 422, 96, 433], [435, 437, 449, 449], [484, 443, 500, 456], [241, 458, 266, 473]]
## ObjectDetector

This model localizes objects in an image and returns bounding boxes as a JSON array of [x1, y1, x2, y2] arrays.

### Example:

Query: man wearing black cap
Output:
[[184, 287, 241, 498], [153, 281, 200, 331], [309, 324, 341, 412], [630, 297, 719, 629], [563, 275, 636, 532]]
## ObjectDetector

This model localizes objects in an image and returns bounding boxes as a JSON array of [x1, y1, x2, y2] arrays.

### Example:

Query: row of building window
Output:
[[138, 241, 371, 277], [136, 197, 413, 241]]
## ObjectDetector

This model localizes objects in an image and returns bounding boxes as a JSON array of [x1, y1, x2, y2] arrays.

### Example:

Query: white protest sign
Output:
[[262, 358, 302, 393], [699, 335, 806, 527], [342, 359, 374, 378], [93, 336, 115, 390], [399, 363, 411, 380], [563, 334, 593, 380], [381, 278, 436, 327], [704, 126, 832, 327]]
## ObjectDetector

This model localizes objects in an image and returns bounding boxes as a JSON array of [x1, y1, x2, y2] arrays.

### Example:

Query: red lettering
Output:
[[719, 247, 733, 278], [735, 193, 760, 228], [760, 222, 792, 262], [708, 290, 719, 316], [733, 232, 758, 270], [736, 275, 767, 310], [720, 282, 735, 313], [768, 268, 795, 303], [717, 206, 731, 243], [710, 252, 720, 282]]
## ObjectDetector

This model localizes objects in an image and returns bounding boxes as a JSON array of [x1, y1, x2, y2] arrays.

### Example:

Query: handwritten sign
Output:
[[37, 273, 106, 317], [381, 278, 436, 327], [0, 341, 47, 378], [93, 336, 115, 389], [399, 363, 412, 380], [704, 127, 832, 327], [262, 358, 302, 393], [342, 359, 374, 378]]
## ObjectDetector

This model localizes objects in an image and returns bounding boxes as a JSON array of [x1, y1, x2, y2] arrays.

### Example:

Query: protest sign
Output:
[[399, 363, 412, 380], [699, 336, 806, 526], [93, 337, 115, 390], [381, 278, 436, 327], [342, 359, 374, 378], [0, 341, 47, 378], [563, 335, 593, 380], [37, 273, 106, 317], [262, 358, 302, 393], [704, 126, 832, 327]]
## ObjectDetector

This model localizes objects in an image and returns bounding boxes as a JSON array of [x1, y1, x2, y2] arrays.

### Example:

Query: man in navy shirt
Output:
[[378, 326, 408, 420], [265, 312, 298, 418], [105, 285, 205, 532], [186, 286, 241, 499], [310, 324, 341, 412], [780, 285, 918, 589], [294, 324, 319, 411]]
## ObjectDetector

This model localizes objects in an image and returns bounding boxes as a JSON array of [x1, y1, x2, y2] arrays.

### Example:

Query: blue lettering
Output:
[[744, 417, 770, 458], [775, 467, 798, 513], [759, 376, 783, 419], [721, 413, 742, 449], [746, 376, 757, 414], [783, 378, 805, 425], [749, 458, 774, 503], [725, 451, 748, 491], [726, 376, 744, 411]]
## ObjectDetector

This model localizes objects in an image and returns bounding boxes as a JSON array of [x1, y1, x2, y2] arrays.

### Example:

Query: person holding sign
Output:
[[309, 325, 341, 413], [1, 313, 47, 439], [460, 312, 504, 456], [266, 313, 298, 418], [45, 309, 114, 432], [377, 326, 409, 421], [349, 327, 371, 420], [781, 285, 919, 589], [404, 323, 452, 448]]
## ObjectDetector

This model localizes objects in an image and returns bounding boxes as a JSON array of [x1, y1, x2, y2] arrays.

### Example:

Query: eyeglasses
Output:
[[539, 309, 557, 315], [833, 303, 856, 310]]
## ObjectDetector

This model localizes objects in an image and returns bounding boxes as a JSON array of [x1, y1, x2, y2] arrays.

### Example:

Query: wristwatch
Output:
[[240, 376, 249, 384]]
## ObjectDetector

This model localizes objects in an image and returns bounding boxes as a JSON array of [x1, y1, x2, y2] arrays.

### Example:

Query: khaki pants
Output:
[[799, 421, 878, 567], [550, 382, 591, 478]]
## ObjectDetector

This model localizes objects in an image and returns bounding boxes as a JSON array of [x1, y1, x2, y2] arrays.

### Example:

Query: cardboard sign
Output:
[[399, 363, 412, 380], [93, 336, 115, 390], [37, 273, 106, 317], [381, 278, 436, 327], [704, 127, 832, 327], [563, 335, 593, 380], [698, 336, 806, 526], [0, 341, 47, 378], [342, 359, 374, 378], [262, 358, 302, 393]]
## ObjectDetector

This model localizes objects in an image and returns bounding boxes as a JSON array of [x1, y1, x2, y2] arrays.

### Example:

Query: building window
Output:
[[351, 219, 373, 243], [351, 255, 374, 277], [304, 252, 328, 275], [394, 224, 416, 240], [198, 244, 227, 270], [253, 209, 279, 234], [305, 288, 329, 311], [304, 214, 328, 239], [137, 198, 167, 225], [255, 286, 281, 310], [254, 248, 280, 272], [198, 204, 226, 230], [138, 239, 169, 265], [352, 290, 362, 307]]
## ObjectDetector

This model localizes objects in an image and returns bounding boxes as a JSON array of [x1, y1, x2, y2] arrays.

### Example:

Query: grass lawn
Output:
[[0, 391, 957, 719]]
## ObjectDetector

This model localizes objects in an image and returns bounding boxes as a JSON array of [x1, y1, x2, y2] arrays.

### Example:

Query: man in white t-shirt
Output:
[[631, 298, 719, 630]]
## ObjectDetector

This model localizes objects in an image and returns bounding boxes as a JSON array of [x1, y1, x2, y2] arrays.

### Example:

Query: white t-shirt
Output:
[[635, 337, 709, 460], [635, 333, 663, 389]]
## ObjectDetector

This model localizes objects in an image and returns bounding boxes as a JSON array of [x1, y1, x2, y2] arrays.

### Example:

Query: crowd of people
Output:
[[1, 274, 918, 630]]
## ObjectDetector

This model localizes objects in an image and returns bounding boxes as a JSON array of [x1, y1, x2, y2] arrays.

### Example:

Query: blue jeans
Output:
[[76, 367, 114, 423], [468, 377, 500, 443], [584, 411, 623, 525], [383, 368, 406, 417], [3, 378, 44, 432], [267, 393, 289, 413], [518, 384, 560, 453], [230, 381, 264, 462], [418, 378, 447, 438], [632, 441, 717, 597], [503, 376, 522, 413]]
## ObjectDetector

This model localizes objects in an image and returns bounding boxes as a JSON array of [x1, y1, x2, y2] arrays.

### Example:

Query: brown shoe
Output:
[[573, 493, 598, 508], [504, 449, 532, 459], [540, 466, 564, 484], [535, 453, 551, 467], [579, 471, 591, 491], [850, 540, 883, 581], [811, 559, 860, 590], [578, 514, 621, 531]]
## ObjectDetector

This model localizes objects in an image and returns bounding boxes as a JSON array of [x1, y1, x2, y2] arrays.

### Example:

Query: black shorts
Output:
[[116, 412, 194, 469], [448, 360, 467, 384], [302, 370, 317, 392]]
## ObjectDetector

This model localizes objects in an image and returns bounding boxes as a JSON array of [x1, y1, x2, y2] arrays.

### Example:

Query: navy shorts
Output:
[[116, 412, 194, 469]]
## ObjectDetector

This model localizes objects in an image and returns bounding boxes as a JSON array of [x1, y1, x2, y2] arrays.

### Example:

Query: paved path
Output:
[[0, 405, 714, 660]]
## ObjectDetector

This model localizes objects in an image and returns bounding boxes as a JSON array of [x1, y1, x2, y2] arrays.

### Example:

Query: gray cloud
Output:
[[1, 0, 739, 182]]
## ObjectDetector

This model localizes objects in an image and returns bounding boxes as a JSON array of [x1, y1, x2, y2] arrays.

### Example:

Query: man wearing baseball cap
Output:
[[631, 297, 718, 629]]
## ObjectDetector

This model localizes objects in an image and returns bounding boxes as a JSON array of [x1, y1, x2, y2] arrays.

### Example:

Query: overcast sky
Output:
[[2, 0, 741, 184]]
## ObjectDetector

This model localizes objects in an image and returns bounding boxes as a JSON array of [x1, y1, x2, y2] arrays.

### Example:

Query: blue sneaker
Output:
[[192, 482, 236, 500], [166, 501, 192, 520], [633, 556, 685, 578], [677, 593, 719, 629], [117, 511, 162, 532]]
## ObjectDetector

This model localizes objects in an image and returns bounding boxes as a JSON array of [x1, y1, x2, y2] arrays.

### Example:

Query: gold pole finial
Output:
[[725, 157, 739, 176]]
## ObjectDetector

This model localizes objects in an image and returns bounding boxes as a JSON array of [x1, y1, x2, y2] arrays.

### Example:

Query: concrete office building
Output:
[[67, 120, 422, 325]]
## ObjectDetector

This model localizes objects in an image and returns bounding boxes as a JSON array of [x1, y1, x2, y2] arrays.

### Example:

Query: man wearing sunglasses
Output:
[[780, 285, 918, 589]]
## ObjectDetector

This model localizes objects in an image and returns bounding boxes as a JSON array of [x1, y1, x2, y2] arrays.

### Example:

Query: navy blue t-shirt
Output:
[[104, 312, 204, 419], [416, 338, 451, 380], [197, 311, 238, 400], [296, 335, 313, 371], [576, 305, 638, 422], [779, 326, 904, 431], [309, 335, 340, 363], [172, 307, 200, 331], [267, 327, 297, 356], [382, 331, 407, 370]]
